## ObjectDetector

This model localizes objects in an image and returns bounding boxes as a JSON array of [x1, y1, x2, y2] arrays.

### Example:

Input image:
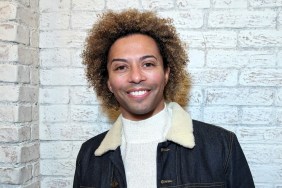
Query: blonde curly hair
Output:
[[82, 9, 190, 110]]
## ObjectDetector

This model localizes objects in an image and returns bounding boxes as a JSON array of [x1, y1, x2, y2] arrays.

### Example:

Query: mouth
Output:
[[127, 89, 150, 97]]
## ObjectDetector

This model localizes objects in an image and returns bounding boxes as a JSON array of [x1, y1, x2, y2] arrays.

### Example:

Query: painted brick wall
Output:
[[0, 0, 40, 187], [38, 0, 281, 187]]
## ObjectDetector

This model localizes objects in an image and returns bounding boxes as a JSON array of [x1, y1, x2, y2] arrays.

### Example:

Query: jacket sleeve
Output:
[[225, 133, 255, 187]]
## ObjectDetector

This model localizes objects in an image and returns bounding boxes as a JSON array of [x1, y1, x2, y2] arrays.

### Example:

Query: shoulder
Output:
[[192, 120, 234, 137], [76, 131, 108, 162], [192, 120, 236, 148]]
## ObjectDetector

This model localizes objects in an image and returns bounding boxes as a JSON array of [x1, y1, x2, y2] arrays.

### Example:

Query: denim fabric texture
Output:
[[73, 120, 255, 188]]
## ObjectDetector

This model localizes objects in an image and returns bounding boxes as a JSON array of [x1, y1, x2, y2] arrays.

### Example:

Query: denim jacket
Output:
[[73, 102, 255, 188]]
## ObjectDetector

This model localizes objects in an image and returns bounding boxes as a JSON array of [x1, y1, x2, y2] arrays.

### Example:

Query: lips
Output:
[[127, 88, 150, 97], [129, 90, 148, 96]]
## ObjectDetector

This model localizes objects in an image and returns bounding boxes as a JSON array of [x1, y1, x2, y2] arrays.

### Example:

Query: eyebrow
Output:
[[110, 55, 157, 64]]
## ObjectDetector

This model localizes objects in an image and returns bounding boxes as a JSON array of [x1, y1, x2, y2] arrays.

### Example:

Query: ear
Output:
[[107, 80, 113, 93], [164, 67, 170, 85]]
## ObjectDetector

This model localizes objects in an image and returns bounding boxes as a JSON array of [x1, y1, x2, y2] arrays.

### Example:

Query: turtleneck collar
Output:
[[121, 104, 170, 143]]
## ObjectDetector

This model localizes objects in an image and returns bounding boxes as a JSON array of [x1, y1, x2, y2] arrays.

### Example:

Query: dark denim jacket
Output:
[[73, 103, 254, 188]]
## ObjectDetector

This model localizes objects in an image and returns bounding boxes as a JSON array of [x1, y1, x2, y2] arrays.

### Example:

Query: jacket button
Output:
[[161, 148, 170, 152], [161, 179, 173, 184], [111, 181, 118, 187]]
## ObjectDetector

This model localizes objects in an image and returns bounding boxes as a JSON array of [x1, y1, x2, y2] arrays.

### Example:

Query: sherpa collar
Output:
[[94, 102, 195, 156]]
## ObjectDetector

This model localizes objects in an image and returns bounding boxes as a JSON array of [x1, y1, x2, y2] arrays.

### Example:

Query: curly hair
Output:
[[82, 9, 190, 110]]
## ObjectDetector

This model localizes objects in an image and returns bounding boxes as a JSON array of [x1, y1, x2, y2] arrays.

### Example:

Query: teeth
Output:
[[130, 90, 147, 96]]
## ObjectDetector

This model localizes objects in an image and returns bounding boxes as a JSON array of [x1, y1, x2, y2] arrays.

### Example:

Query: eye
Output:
[[143, 61, 156, 68], [114, 65, 127, 72]]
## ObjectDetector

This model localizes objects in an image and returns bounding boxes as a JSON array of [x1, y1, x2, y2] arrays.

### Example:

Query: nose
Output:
[[129, 65, 145, 84]]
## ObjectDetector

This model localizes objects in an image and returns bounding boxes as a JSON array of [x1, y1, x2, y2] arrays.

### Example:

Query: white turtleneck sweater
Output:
[[120, 105, 171, 188]]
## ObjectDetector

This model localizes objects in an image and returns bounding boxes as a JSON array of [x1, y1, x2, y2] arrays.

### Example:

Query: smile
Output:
[[128, 90, 148, 96]]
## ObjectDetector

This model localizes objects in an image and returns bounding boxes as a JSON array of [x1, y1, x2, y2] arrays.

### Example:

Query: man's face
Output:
[[107, 34, 170, 121]]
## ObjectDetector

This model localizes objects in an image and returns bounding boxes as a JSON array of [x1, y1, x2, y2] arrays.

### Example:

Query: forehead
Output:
[[108, 34, 161, 58]]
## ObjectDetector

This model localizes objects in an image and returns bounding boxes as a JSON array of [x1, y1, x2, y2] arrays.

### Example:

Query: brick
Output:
[[0, 23, 29, 45], [239, 30, 282, 47], [18, 46, 39, 65], [279, 11, 282, 30], [40, 87, 69, 104], [158, 10, 204, 29], [39, 0, 71, 12], [72, 0, 105, 10], [277, 89, 282, 106], [0, 105, 32, 122], [17, 0, 30, 7], [40, 159, 75, 176], [205, 88, 274, 106], [211, 0, 247, 8], [71, 11, 101, 30], [0, 85, 21, 102], [237, 127, 282, 143], [189, 68, 238, 86], [40, 49, 71, 67], [41, 177, 72, 188], [203, 107, 238, 124], [40, 68, 86, 86], [40, 141, 80, 159], [70, 105, 99, 122], [39, 105, 68, 122], [106, 0, 139, 10], [0, 143, 39, 163], [186, 106, 202, 121], [180, 31, 237, 48], [39, 31, 86, 48], [250, 164, 282, 183], [142, 0, 174, 10], [242, 145, 282, 164], [0, 126, 30, 142], [17, 6, 38, 28], [31, 123, 39, 140], [176, 0, 210, 8], [70, 86, 98, 105], [207, 50, 276, 68], [188, 49, 205, 68], [249, 0, 282, 7], [21, 143, 39, 162], [0, 2, 17, 20], [33, 161, 40, 177], [188, 87, 203, 105], [30, 67, 39, 85], [239, 69, 282, 86], [0, 43, 17, 61], [0, 145, 20, 163], [0, 166, 32, 184], [39, 122, 109, 140], [40, 12, 70, 30], [278, 50, 282, 67], [277, 108, 282, 124], [241, 107, 273, 124], [30, 28, 39, 48], [208, 10, 276, 28], [23, 180, 40, 188], [71, 49, 83, 67], [0, 64, 30, 83]]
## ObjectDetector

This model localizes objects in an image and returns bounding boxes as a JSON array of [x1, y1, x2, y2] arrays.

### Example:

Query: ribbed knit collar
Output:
[[121, 105, 169, 144]]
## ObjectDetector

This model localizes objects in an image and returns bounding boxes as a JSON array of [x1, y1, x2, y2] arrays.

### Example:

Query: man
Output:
[[73, 9, 255, 188]]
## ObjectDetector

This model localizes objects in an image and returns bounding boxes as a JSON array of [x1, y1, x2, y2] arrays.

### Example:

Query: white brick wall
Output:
[[0, 0, 39, 187], [1, 0, 280, 187]]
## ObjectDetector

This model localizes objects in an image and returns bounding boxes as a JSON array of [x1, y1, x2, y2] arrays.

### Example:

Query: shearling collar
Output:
[[94, 102, 195, 156]]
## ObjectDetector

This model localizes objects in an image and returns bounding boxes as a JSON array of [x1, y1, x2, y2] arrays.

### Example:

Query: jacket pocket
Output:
[[162, 182, 225, 188]]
